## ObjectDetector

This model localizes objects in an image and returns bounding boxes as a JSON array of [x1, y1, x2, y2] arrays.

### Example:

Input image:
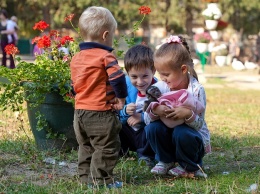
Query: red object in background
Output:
[[138, 6, 151, 15], [216, 20, 228, 30], [4, 44, 19, 55], [33, 20, 49, 31], [64, 14, 75, 22]]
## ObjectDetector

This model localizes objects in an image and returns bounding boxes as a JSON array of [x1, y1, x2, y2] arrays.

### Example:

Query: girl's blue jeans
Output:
[[145, 120, 205, 172]]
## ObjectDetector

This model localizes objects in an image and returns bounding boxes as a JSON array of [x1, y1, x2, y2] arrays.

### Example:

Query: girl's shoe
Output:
[[151, 162, 175, 175], [168, 166, 194, 178]]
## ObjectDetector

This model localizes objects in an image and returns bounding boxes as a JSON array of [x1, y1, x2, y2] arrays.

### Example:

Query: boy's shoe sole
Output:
[[106, 181, 123, 189], [88, 181, 123, 189]]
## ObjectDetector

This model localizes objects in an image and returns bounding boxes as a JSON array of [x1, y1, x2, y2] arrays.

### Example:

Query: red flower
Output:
[[49, 30, 59, 38], [60, 36, 74, 45], [33, 21, 49, 31], [138, 6, 151, 15], [4, 44, 19, 55], [64, 14, 75, 22], [31, 36, 41, 44], [37, 35, 51, 48]]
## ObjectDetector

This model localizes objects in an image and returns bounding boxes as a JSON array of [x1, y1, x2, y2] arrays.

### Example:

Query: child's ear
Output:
[[102, 31, 109, 41], [181, 64, 188, 74]]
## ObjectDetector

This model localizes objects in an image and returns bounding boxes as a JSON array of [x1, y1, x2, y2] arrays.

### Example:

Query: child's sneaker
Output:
[[87, 181, 123, 189], [151, 161, 175, 175], [138, 156, 155, 168], [168, 166, 194, 178], [106, 181, 123, 189], [194, 170, 208, 178]]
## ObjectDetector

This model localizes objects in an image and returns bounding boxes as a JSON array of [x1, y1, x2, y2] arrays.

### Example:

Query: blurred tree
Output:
[[218, 0, 260, 35], [0, 0, 259, 40]]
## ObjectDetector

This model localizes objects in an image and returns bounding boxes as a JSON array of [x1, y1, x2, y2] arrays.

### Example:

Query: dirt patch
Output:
[[1, 158, 78, 184]]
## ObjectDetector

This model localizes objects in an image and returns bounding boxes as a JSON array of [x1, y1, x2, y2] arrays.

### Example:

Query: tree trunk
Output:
[[142, 19, 150, 45], [164, 0, 171, 34], [42, 4, 51, 30], [185, 1, 193, 38]]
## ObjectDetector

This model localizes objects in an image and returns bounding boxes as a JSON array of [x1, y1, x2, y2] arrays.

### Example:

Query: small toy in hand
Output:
[[143, 85, 162, 111]]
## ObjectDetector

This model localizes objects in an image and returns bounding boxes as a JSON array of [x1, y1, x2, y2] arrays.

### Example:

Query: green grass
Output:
[[1, 78, 260, 193]]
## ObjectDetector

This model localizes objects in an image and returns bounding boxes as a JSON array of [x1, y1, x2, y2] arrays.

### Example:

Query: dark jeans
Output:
[[145, 120, 204, 172], [1, 40, 15, 69], [119, 124, 154, 160], [74, 109, 121, 184]]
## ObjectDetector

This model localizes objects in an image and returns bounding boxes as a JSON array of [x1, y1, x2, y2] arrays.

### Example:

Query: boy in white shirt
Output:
[[118, 44, 157, 167]]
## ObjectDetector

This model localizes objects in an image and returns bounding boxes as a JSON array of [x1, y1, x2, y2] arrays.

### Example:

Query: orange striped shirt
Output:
[[70, 42, 127, 111]]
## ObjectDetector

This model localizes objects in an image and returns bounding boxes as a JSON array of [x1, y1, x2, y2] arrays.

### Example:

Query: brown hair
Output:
[[154, 35, 198, 80], [0, 9, 8, 18], [124, 44, 155, 73]]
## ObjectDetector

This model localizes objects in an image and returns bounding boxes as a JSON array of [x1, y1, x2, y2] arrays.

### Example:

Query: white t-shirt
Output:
[[6, 20, 16, 43], [131, 93, 147, 131]]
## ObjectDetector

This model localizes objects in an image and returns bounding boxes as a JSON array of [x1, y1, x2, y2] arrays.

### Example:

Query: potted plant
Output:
[[194, 32, 211, 53], [0, 7, 150, 150], [215, 46, 228, 67], [204, 15, 218, 30], [202, 3, 222, 30], [0, 17, 79, 150]]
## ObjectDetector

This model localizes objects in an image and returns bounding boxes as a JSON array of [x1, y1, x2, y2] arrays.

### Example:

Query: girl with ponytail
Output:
[[144, 35, 211, 178]]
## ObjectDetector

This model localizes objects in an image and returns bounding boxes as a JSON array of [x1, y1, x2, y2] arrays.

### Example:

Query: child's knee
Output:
[[145, 122, 162, 138]]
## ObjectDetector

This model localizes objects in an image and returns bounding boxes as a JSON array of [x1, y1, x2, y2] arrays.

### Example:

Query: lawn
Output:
[[0, 75, 260, 194]]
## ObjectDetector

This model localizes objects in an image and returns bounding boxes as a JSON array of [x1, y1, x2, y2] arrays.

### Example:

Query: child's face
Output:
[[155, 61, 188, 91], [128, 67, 155, 95], [0, 13, 4, 20]]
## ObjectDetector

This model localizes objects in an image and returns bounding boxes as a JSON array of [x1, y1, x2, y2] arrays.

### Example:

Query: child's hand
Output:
[[165, 106, 191, 120], [126, 103, 136, 115], [127, 113, 141, 126], [110, 98, 126, 110], [153, 105, 170, 117]]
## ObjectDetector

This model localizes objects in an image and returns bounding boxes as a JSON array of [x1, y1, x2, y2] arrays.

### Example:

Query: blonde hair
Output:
[[11, 16, 17, 23], [78, 6, 117, 41], [154, 35, 198, 80]]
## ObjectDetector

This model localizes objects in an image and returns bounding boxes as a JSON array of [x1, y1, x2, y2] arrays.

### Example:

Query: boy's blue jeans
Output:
[[145, 120, 204, 172], [119, 124, 155, 160]]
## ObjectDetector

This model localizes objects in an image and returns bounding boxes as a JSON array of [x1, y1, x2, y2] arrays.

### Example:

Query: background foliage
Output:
[[0, 0, 259, 39]]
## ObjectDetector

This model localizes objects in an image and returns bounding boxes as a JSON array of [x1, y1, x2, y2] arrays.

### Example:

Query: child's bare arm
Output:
[[110, 97, 126, 110], [127, 113, 141, 126]]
